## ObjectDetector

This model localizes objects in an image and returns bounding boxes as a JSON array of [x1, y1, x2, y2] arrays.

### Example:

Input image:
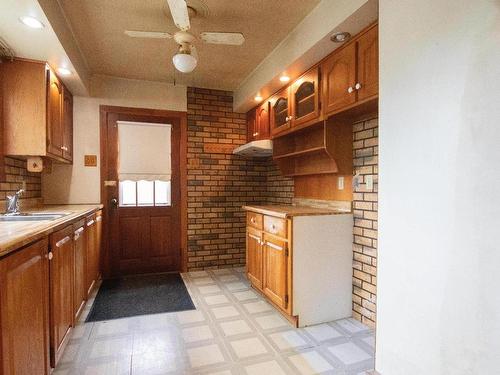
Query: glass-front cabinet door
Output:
[[270, 86, 291, 136], [291, 66, 320, 127]]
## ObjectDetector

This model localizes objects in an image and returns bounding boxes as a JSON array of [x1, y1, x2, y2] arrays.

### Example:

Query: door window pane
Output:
[[119, 180, 136, 206], [154, 180, 171, 206], [137, 180, 154, 206]]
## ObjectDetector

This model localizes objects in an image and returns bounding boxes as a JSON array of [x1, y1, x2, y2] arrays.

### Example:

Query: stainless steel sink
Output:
[[0, 213, 66, 222]]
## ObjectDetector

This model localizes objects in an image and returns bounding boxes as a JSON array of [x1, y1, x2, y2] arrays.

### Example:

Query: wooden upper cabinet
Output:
[[255, 101, 270, 140], [62, 85, 74, 162], [262, 235, 289, 310], [0, 59, 73, 163], [356, 24, 379, 101], [0, 238, 50, 375], [49, 225, 74, 368], [47, 69, 64, 158], [270, 86, 291, 136], [246, 107, 257, 142], [291, 66, 321, 127], [321, 42, 357, 116]]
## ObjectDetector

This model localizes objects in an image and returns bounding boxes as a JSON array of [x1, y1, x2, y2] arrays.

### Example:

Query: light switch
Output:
[[366, 175, 373, 191], [338, 176, 345, 190]]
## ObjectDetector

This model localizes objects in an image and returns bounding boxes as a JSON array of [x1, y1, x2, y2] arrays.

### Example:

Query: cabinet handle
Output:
[[265, 242, 283, 251], [348, 86, 354, 93], [250, 217, 255, 224], [60, 146, 68, 151], [288, 115, 293, 121], [55, 236, 70, 248], [96, 216, 102, 222], [87, 219, 95, 227], [355, 83, 362, 90], [74, 226, 84, 235], [253, 132, 258, 137], [285, 116, 289, 122], [47, 251, 53, 260]]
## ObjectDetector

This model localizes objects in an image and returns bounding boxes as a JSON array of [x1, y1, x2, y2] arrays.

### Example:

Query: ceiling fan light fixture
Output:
[[172, 46, 197, 73]]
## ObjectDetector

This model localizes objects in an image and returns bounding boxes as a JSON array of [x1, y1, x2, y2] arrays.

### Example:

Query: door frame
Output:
[[99, 105, 188, 276]]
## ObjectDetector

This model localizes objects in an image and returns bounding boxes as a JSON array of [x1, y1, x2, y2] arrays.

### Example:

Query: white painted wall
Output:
[[377, 1, 500, 374], [42, 75, 186, 204]]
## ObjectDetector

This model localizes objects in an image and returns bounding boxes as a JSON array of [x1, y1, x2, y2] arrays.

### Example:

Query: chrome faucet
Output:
[[5, 189, 24, 215]]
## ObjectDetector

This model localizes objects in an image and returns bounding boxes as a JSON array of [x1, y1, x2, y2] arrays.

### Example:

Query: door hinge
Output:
[[285, 295, 289, 304]]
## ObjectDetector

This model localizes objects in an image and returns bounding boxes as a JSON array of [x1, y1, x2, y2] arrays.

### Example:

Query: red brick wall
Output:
[[186, 87, 293, 270], [352, 117, 378, 328], [0, 157, 42, 201]]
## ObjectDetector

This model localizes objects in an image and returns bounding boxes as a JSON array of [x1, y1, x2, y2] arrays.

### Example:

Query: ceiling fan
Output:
[[124, 0, 245, 73]]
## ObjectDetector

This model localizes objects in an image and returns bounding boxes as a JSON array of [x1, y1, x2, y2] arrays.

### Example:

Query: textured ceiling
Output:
[[58, 0, 321, 90]]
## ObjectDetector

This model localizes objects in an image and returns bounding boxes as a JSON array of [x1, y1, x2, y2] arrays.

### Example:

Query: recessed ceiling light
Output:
[[254, 95, 263, 102], [57, 67, 72, 76], [19, 16, 44, 29], [279, 74, 290, 83], [330, 31, 351, 43]]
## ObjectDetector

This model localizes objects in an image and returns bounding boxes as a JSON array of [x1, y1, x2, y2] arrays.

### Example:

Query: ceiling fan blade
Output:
[[166, 0, 190, 31], [200, 32, 245, 46], [124, 30, 173, 39]]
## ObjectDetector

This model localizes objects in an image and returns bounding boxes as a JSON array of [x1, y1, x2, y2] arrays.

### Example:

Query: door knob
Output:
[[111, 198, 118, 207]]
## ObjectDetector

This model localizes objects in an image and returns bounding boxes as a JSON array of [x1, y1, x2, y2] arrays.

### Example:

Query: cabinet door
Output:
[[321, 43, 357, 116], [46, 69, 63, 157], [270, 87, 291, 136], [85, 214, 97, 296], [256, 101, 270, 140], [62, 85, 73, 162], [356, 24, 378, 101], [246, 107, 257, 142], [95, 210, 103, 280], [50, 225, 74, 368], [73, 221, 87, 320], [291, 66, 320, 127], [246, 228, 263, 289], [262, 236, 289, 310], [0, 238, 50, 375]]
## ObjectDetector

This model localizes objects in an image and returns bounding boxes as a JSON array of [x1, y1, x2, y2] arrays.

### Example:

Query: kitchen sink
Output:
[[0, 213, 66, 222]]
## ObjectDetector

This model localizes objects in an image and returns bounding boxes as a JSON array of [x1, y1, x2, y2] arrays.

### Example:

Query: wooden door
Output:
[[270, 87, 291, 136], [85, 214, 97, 295], [246, 107, 257, 142], [103, 110, 183, 276], [246, 227, 263, 289], [262, 235, 288, 310], [62, 85, 73, 162], [356, 24, 378, 101], [291, 66, 320, 127], [256, 101, 270, 140], [321, 43, 357, 116], [49, 225, 74, 368], [46, 69, 63, 158], [0, 238, 50, 375], [73, 219, 86, 320]]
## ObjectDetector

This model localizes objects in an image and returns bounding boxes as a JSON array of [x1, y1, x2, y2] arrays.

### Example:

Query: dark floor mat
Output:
[[85, 273, 195, 322]]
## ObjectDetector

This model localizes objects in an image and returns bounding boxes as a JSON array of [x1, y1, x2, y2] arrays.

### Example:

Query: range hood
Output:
[[233, 139, 273, 157]]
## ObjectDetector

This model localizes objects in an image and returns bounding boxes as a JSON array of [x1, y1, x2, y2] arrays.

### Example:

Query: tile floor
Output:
[[54, 267, 375, 375]]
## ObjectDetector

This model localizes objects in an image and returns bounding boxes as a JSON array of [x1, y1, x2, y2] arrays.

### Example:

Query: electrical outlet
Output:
[[338, 176, 345, 190], [366, 175, 373, 191]]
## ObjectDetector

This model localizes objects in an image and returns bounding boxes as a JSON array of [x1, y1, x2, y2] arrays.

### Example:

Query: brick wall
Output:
[[352, 117, 378, 328], [0, 157, 42, 201], [186, 87, 293, 270]]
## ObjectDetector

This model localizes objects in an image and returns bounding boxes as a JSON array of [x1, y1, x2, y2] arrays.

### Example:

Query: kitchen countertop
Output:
[[242, 204, 351, 218], [0, 204, 103, 258]]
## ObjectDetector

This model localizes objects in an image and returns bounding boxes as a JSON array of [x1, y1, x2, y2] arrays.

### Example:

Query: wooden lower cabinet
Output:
[[49, 225, 74, 368], [245, 210, 354, 327], [262, 235, 289, 311], [73, 219, 87, 320], [0, 238, 50, 375], [246, 228, 263, 289], [85, 213, 98, 296]]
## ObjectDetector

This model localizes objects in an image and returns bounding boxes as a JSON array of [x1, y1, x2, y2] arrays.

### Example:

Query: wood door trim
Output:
[[99, 105, 188, 275]]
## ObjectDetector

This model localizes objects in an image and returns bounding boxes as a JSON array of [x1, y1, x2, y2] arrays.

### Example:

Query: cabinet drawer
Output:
[[263, 216, 287, 238], [247, 212, 263, 230]]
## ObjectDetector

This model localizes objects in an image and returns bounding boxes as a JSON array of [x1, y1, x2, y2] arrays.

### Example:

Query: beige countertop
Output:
[[242, 204, 352, 218], [0, 204, 103, 258]]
